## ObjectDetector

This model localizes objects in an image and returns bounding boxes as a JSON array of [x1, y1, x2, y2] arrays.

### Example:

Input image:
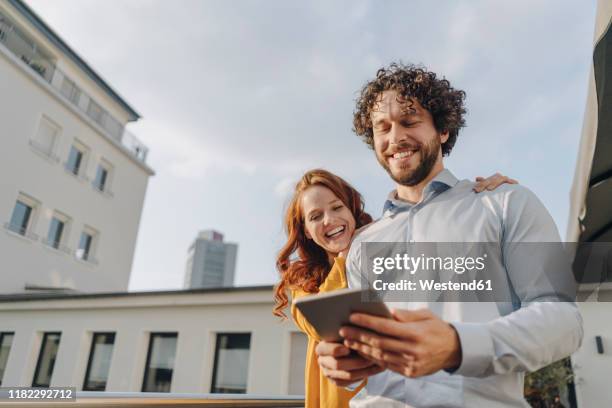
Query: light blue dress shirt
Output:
[[345, 169, 583, 408]]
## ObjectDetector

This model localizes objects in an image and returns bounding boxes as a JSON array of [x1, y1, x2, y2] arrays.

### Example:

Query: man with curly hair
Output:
[[315, 63, 583, 407]]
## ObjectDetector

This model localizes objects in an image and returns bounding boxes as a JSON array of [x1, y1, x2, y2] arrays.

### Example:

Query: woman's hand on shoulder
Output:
[[473, 172, 518, 193]]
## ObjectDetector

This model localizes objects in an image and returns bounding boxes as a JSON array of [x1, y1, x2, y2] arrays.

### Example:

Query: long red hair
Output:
[[273, 169, 372, 318]]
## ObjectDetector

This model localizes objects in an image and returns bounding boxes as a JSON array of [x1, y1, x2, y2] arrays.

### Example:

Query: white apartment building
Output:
[[0, 0, 154, 293], [0, 286, 307, 396], [184, 230, 238, 289]]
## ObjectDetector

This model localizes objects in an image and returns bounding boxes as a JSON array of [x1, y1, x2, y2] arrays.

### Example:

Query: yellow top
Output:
[[290, 257, 365, 408]]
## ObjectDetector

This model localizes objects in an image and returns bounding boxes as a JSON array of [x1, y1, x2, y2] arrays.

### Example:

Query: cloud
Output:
[[24, 0, 596, 290]]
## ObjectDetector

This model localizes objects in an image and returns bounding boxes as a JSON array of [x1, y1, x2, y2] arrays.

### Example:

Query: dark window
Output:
[[210, 333, 251, 394], [9, 200, 32, 235], [77, 232, 93, 261], [32, 332, 61, 387], [93, 166, 108, 191], [46, 217, 64, 249], [83, 333, 115, 391], [0, 332, 14, 386], [66, 146, 83, 175], [141, 333, 177, 392]]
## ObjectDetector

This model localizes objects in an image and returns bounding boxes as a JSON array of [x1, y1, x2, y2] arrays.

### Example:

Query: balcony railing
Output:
[[0, 392, 305, 407], [0, 13, 149, 165], [0, 19, 54, 82]]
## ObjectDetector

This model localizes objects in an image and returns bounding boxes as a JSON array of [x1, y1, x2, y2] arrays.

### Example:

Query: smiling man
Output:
[[315, 63, 583, 407]]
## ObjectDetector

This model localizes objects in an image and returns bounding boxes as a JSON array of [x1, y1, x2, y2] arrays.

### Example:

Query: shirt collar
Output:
[[382, 169, 459, 216]]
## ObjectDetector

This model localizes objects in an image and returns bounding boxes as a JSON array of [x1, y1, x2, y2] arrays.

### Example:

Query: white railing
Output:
[[0, 392, 305, 407], [122, 129, 149, 162]]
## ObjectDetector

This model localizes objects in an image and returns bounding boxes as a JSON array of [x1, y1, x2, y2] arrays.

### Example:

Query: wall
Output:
[[0, 289, 306, 395]]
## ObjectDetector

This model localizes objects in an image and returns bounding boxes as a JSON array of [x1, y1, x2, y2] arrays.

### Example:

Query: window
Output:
[[83, 333, 115, 391], [87, 99, 104, 125], [60, 77, 81, 105], [5, 194, 39, 239], [0, 332, 14, 386], [32, 332, 61, 388], [210, 333, 251, 394], [142, 333, 177, 392], [93, 166, 108, 191], [8, 200, 32, 236], [45, 213, 69, 251], [92, 161, 112, 194], [102, 115, 122, 141], [288, 332, 307, 395], [30, 117, 59, 159], [76, 227, 97, 262], [66, 145, 84, 175]]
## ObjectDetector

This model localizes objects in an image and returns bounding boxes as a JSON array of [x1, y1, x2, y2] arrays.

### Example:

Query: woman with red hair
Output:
[[273, 169, 515, 407]]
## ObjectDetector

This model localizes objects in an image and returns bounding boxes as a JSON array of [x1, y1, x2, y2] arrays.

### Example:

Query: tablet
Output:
[[293, 288, 392, 342]]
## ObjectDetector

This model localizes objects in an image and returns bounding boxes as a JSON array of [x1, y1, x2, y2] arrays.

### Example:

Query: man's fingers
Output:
[[318, 354, 377, 372], [322, 362, 386, 383], [315, 341, 351, 358], [341, 327, 413, 354], [347, 313, 420, 340], [345, 339, 416, 365]]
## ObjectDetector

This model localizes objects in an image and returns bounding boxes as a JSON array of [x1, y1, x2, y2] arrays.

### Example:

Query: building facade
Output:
[[0, 0, 154, 294], [0, 287, 307, 396], [566, 1, 612, 407], [184, 230, 237, 289]]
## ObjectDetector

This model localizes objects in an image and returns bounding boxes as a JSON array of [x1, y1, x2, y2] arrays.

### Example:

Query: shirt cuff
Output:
[[448, 322, 493, 377]]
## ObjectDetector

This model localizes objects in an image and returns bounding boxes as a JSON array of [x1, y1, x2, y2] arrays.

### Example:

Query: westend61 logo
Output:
[[372, 253, 488, 275]]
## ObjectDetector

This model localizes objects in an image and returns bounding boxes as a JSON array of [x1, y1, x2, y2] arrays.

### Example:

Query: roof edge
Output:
[[0, 285, 275, 303], [8, 0, 141, 121]]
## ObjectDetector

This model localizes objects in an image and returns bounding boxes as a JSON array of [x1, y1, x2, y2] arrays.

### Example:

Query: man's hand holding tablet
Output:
[[339, 308, 462, 378], [293, 288, 392, 386], [298, 288, 463, 384]]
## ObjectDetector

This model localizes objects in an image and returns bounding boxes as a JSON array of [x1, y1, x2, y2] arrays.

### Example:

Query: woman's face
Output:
[[301, 185, 356, 258]]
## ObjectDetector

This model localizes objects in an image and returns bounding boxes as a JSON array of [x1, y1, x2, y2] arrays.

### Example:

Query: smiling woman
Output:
[[273, 169, 373, 408], [301, 185, 357, 263], [274, 169, 372, 314]]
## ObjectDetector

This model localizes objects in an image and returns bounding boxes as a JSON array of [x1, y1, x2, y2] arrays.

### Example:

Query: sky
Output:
[[26, 0, 598, 291]]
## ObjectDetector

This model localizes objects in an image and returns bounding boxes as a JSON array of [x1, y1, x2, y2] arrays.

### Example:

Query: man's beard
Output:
[[377, 137, 440, 186]]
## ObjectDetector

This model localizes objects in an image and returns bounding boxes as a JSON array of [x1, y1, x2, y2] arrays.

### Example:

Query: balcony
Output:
[[0, 13, 149, 165], [0, 392, 305, 407]]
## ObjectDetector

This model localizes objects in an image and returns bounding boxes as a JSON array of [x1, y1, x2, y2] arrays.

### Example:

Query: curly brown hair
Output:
[[273, 169, 372, 319], [353, 62, 466, 156]]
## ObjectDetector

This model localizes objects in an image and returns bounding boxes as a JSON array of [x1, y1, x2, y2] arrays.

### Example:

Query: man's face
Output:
[[371, 90, 448, 186]]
